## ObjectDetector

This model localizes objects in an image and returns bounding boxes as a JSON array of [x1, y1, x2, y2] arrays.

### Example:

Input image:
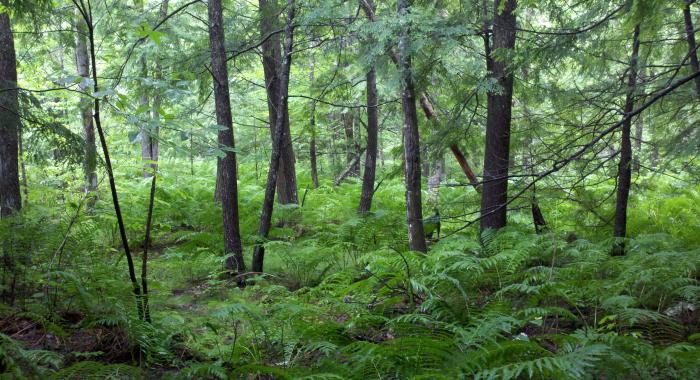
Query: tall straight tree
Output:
[[208, 0, 245, 272], [612, 24, 641, 256], [0, 9, 21, 217], [259, 0, 298, 204], [358, 0, 379, 215], [74, 11, 97, 193], [397, 0, 427, 253], [253, 0, 296, 273], [479, 0, 517, 234], [684, 0, 700, 98]]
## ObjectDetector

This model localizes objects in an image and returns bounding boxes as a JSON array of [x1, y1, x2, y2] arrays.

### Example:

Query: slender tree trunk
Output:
[[480, 0, 517, 234], [684, 0, 700, 98], [358, 66, 378, 214], [259, 0, 298, 204], [360, 0, 481, 193], [612, 25, 641, 256], [398, 0, 427, 253], [343, 110, 359, 176], [449, 144, 481, 192], [148, 0, 168, 176], [309, 57, 319, 188], [138, 1, 153, 178], [252, 0, 296, 273], [0, 11, 21, 218], [208, 0, 245, 273], [75, 12, 97, 193], [75, 2, 143, 314], [633, 68, 644, 174]]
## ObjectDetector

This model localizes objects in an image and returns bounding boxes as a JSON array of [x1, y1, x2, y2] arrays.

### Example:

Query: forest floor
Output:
[[1, 169, 699, 379]]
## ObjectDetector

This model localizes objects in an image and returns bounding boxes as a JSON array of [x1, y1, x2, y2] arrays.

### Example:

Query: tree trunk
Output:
[[612, 25, 641, 256], [398, 0, 427, 253], [148, 0, 168, 176], [343, 110, 359, 176], [208, 0, 245, 272], [358, 66, 378, 214], [480, 0, 517, 234], [77, 2, 143, 315], [684, 0, 700, 98], [309, 57, 319, 188], [75, 12, 97, 193], [0, 12, 21, 218], [449, 144, 481, 192], [259, 0, 298, 204], [138, 2, 153, 178], [360, 0, 481, 194], [633, 68, 644, 174], [252, 0, 296, 273]]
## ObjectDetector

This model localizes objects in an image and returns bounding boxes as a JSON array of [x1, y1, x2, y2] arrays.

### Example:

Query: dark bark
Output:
[[612, 25, 641, 256], [0, 11, 21, 218], [259, 0, 298, 204], [480, 0, 517, 234], [141, 172, 156, 323], [74, 1, 143, 312], [75, 12, 97, 193], [684, 0, 700, 98], [208, 0, 245, 273], [531, 197, 547, 234], [358, 67, 378, 214], [398, 0, 427, 253], [252, 0, 296, 273]]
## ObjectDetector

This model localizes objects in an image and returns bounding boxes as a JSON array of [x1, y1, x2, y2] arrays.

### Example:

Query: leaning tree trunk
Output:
[[684, 0, 700, 98], [208, 0, 245, 273], [480, 0, 517, 235], [252, 0, 296, 273], [358, 67, 379, 214], [398, 0, 427, 253], [0, 11, 21, 218], [612, 25, 641, 256], [259, 0, 298, 204], [75, 2, 143, 315], [75, 12, 97, 193]]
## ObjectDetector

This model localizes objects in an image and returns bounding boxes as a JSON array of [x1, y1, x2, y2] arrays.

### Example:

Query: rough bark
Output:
[[208, 0, 245, 273], [75, 12, 97, 193], [358, 67, 378, 214], [259, 0, 298, 204], [398, 0, 427, 253], [684, 0, 700, 98], [612, 25, 641, 256], [0, 11, 21, 218], [480, 0, 517, 234], [252, 0, 296, 273]]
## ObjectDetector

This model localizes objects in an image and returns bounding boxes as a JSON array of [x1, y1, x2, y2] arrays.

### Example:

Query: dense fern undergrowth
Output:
[[1, 159, 699, 379]]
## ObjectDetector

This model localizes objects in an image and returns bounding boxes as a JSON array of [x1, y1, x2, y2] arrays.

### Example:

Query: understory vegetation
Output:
[[1, 160, 699, 379], [2, 0, 700, 378]]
